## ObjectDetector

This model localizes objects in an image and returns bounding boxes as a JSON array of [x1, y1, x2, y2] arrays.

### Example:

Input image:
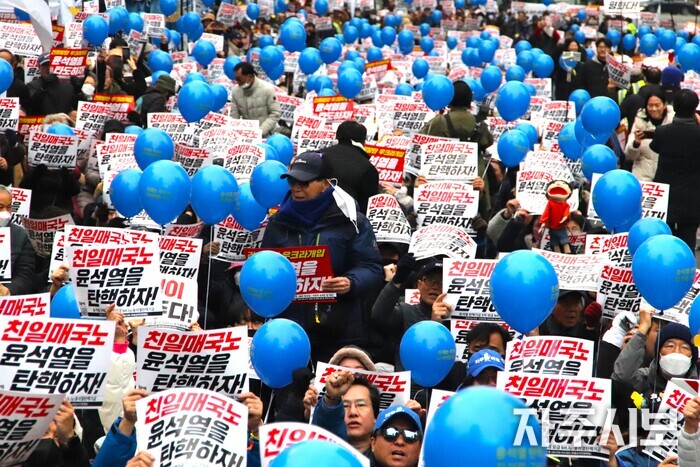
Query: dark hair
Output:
[[644, 67, 662, 85], [350, 376, 380, 419], [336, 120, 367, 144], [595, 37, 612, 49], [466, 323, 511, 352], [569, 211, 585, 229], [234, 62, 256, 77], [451, 80, 473, 108], [672, 89, 699, 118], [0, 48, 14, 64]]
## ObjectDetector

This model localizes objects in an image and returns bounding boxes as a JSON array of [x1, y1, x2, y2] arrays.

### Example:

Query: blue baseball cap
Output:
[[467, 349, 505, 378], [373, 405, 423, 437]]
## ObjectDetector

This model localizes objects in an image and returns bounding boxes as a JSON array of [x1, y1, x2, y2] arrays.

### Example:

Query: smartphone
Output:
[[642, 130, 655, 139], [122, 48, 130, 62]]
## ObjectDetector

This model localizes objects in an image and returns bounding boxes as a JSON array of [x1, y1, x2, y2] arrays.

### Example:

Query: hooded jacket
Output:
[[230, 77, 281, 137]]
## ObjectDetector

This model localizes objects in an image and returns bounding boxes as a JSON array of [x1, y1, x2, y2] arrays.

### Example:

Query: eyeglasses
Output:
[[379, 426, 421, 444], [287, 178, 320, 188], [418, 276, 441, 287]]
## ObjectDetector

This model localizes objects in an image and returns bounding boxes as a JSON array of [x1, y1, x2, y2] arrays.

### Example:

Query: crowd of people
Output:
[[4, 0, 700, 465]]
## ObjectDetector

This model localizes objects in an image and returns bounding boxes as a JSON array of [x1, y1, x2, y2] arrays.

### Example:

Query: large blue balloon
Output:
[[191, 165, 238, 225], [224, 56, 242, 80], [83, 15, 109, 46], [533, 54, 554, 77], [46, 123, 74, 136], [466, 78, 487, 102], [574, 117, 608, 147], [420, 23, 430, 36], [412, 58, 429, 79], [110, 169, 143, 218], [505, 65, 525, 82], [240, 251, 297, 318], [396, 83, 413, 96], [247, 3, 260, 20], [250, 161, 288, 209], [423, 387, 547, 466], [181, 12, 201, 34], [397, 30, 414, 50], [490, 250, 559, 334], [270, 440, 362, 467], [134, 128, 174, 170], [480, 65, 502, 93], [367, 47, 383, 62], [125, 125, 143, 135], [148, 50, 173, 73], [515, 122, 538, 149], [638, 26, 652, 37], [160, 0, 178, 16], [516, 50, 534, 72], [315, 0, 329, 15], [192, 40, 216, 67], [581, 96, 620, 136], [622, 33, 637, 52], [337, 69, 363, 99], [558, 122, 583, 160], [127, 12, 143, 33], [260, 45, 284, 74], [420, 36, 434, 54], [138, 160, 192, 226], [515, 40, 531, 54], [432, 10, 442, 23], [210, 84, 229, 113], [633, 235, 696, 310], [628, 218, 673, 256], [446, 36, 457, 50], [569, 89, 590, 116], [319, 38, 342, 64], [178, 82, 213, 123], [258, 143, 280, 163], [184, 72, 206, 85], [422, 75, 454, 111], [51, 284, 81, 319], [189, 22, 204, 42], [381, 26, 396, 46], [606, 29, 621, 47], [592, 169, 643, 232], [251, 318, 310, 388], [343, 25, 359, 44], [497, 130, 530, 167], [266, 134, 295, 166], [399, 321, 456, 387], [679, 43, 700, 71], [582, 144, 617, 182], [259, 35, 274, 49], [640, 34, 659, 56], [574, 30, 586, 45], [478, 40, 497, 63], [280, 23, 306, 52], [690, 296, 700, 334], [231, 183, 267, 231], [107, 7, 128, 35], [659, 29, 676, 51], [496, 81, 530, 122]]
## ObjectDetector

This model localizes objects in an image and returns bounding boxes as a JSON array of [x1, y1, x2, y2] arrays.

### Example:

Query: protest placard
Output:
[[366, 194, 412, 244], [224, 143, 265, 182], [137, 326, 249, 395], [173, 143, 213, 177], [541, 101, 576, 123], [22, 215, 74, 259], [450, 319, 521, 362], [297, 128, 337, 154], [156, 274, 199, 330], [442, 259, 499, 320], [391, 102, 435, 135], [420, 141, 479, 182], [96, 141, 137, 176], [0, 98, 19, 132], [516, 170, 578, 215], [0, 293, 50, 318], [425, 389, 455, 429], [0, 227, 10, 281], [414, 182, 479, 229], [147, 113, 197, 145], [27, 132, 78, 169], [365, 144, 406, 184], [158, 235, 202, 280], [164, 222, 206, 239], [658, 270, 700, 327], [142, 13, 165, 38], [9, 187, 30, 226], [49, 48, 88, 79], [63, 22, 84, 48], [76, 101, 111, 137], [214, 216, 266, 261], [0, 23, 43, 56], [136, 387, 248, 467], [312, 95, 354, 121], [597, 263, 640, 319], [505, 336, 595, 378], [603, 0, 641, 18], [409, 223, 477, 260], [314, 362, 411, 411], [540, 230, 587, 254], [0, 317, 115, 405], [68, 241, 162, 318], [92, 94, 135, 122], [259, 422, 369, 467], [407, 133, 457, 171], [607, 54, 631, 90], [0, 390, 64, 466], [534, 249, 607, 292]]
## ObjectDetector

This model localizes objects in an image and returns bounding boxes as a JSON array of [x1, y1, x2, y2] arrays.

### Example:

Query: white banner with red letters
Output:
[[76, 101, 111, 137], [409, 223, 477, 260], [0, 98, 19, 132], [365, 144, 406, 184], [420, 141, 479, 183], [214, 216, 266, 261], [366, 194, 412, 244], [21, 215, 74, 259], [534, 249, 607, 293], [414, 182, 479, 229], [27, 132, 78, 169], [155, 275, 199, 331], [442, 259, 499, 321], [0, 293, 50, 318], [158, 235, 202, 280], [505, 336, 594, 378]]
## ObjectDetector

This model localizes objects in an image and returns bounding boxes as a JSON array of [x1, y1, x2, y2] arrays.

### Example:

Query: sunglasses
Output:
[[286, 178, 320, 187], [379, 426, 421, 444]]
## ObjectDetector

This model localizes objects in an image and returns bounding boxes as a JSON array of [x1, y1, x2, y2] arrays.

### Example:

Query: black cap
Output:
[[280, 151, 329, 182], [417, 257, 443, 278], [558, 289, 584, 300]]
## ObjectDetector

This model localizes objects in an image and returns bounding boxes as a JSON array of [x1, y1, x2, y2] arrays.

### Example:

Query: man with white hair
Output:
[[0, 186, 35, 296]]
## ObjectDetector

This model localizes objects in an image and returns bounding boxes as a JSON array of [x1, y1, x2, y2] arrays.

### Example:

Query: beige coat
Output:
[[230, 77, 281, 137], [624, 107, 674, 181]]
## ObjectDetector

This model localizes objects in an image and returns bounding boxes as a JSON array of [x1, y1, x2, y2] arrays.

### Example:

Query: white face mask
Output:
[[0, 211, 11, 228], [398, 186, 408, 195], [241, 81, 252, 90], [659, 352, 692, 377], [82, 83, 95, 97]]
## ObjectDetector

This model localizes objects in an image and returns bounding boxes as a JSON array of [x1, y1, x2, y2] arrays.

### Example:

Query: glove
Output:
[[583, 301, 602, 328], [602, 311, 638, 348], [392, 253, 416, 285], [289, 367, 313, 398], [3, 129, 17, 148]]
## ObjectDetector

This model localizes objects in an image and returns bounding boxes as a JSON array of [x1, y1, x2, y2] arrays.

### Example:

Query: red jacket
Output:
[[541, 200, 570, 229]]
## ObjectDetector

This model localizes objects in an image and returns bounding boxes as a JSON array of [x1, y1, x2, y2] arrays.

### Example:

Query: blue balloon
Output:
[[251, 318, 310, 388], [267, 62, 285, 81], [110, 169, 143, 218], [148, 50, 173, 73], [422, 75, 454, 111], [505, 65, 525, 82], [367, 47, 383, 62], [628, 218, 673, 256], [280, 23, 306, 52], [231, 182, 267, 230], [678, 43, 700, 71], [240, 251, 296, 318], [581, 96, 620, 136], [14, 8, 30, 21], [592, 169, 643, 232], [676, 37, 688, 54], [270, 440, 362, 467], [574, 118, 608, 148], [51, 284, 81, 319], [421, 36, 434, 54], [247, 3, 260, 20], [83, 15, 109, 46], [480, 65, 502, 93], [317, 75, 334, 91], [478, 40, 497, 63], [360, 23, 372, 39], [532, 54, 554, 77], [192, 40, 216, 67], [337, 61, 356, 75], [381, 26, 396, 46], [466, 48, 482, 67], [574, 30, 586, 44], [352, 57, 365, 73], [319, 38, 342, 64], [210, 83, 229, 113], [345, 50, 361, 61], [181, 12, 201, 34], [432, 10, 442, 23], [46, 123, 74, 136], [399, 321, 456, 387], [525, 83, 537, 96], [577, 9, 587, 21], [516, 50, 534, 72], [447, 36, 457, 50], [107, 7, 128, 35], [124, 125, 143, 135], [690, 297, 700, 334], [224, 56, 242, 80], [190, 165, 238, 225], [258, 35, 274, 49], [338, 69, 363, 99], [258, 143, 280, 163], [260, 45, 284, 74], [659, 29, 676, 51], [490, 250, 559, 334], [315, 0, 329, 15], [606, 29, 621, 47], [344, 25, 359, 43], [423, 387, 547, 466], [455, 0, 465, 8], [161, 0, 178, 16], [138, 160, 191, 226], [189, 22, 204, 41], [134, 128, 174, 170], [640, 34, 659, 56], [160, 29, 171, 46], [570, 24, 580, 32], [694, 35, 700, 47], [184, 72, 206, 85], [582, 144, 617, 181], [515, 122, 538, 149], [497, 129, 530, 167], [250, 161, 288, 209], [127, 12, 144, 33], [514, 40, 531, 54], [396, 83, 413, 96], [420, 23, 430, 36], [172, 30, 183, 48], [569, 89, 590, 116], [638, 25, 652, 37], [266, 134, 294, 166], [178, 81, 213, 123], [412, 58, 429, 79], [496, 81, 530, 122], [558, 122, 583, 160], [466, 78, 487, 102], [633, 235, 696, 310], [276, 0, 289, 13], [298, 48, 322, 75]]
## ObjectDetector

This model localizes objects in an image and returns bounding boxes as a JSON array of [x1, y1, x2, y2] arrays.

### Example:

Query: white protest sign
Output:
[[366, 195, 412, 244], [534, 249, 607, 292], [22, 215, 74, 259], [27, 132, 78, 168], [505, 336, 595, 378], [443, 259, 499, 320]]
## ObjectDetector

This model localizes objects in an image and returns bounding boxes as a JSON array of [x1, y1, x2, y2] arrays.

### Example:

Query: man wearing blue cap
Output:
[[462, 349, 505, 388], [370, 405, 423, 467]]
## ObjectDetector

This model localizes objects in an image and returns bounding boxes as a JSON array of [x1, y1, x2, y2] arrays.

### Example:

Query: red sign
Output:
[[92, 94, 136, 122], [365, 145, 406, 184], [312, 96, 354, 121]]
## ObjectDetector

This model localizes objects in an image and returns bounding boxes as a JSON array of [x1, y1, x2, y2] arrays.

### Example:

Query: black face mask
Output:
[[247, 328, 258, 339]]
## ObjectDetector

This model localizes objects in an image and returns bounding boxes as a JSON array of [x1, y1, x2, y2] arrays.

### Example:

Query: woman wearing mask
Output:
[[79, 74, 97, 101], [553, 38, 586, 101], [625, 90, 674, 181]]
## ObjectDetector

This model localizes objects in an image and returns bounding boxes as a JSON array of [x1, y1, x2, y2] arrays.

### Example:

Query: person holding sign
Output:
[[0, 186, 34, 296], [680, 397, 700, 465], [27, 52, 77, 117], [578, 38, 616, 99], [24, 399, 90, 467]]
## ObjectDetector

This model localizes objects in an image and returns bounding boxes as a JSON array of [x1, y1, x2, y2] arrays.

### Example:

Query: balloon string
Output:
[[203, 225, 213, 331], [264, 391, 275, 424]]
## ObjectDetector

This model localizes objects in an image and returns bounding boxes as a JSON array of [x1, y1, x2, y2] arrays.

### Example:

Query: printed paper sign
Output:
[[0, 317, 115, 406], [245, 247, 336, 303], [516, 170, 578, 215], [135, 388, 248, 467], [22, 215, 74, 259], [443, 259, 499, 320], [297, 128, 337, 154], [137, 326, 249, 396], [603, 0, 641, 18], [76, 101, 111, 137], [534, 249, 607, 292], [9, 187, 30, 226], [164, 222, 205, 239], [174, 143, 213, 176], [158, 236, 202, 280], [409, 223, 477, 260], [92, 94, 135, 122], [420, 142, 479, 182], [49, 48, 88, 78], [142, 13, 165, 38], [607, 54, 631, 90], [0, 98, 19, 132], [505, 336, 594, 378], [414, 182, 479, 229], [366, 195, 412, 244], [0, 293, 50, 318], [312, 96, 355, 121], [214, 216, 266, 261], [224, 143, 264, 182], [0, 23, 43, 56], [365, 145, 406, 184], [157, 275, 199, 330], [27, 132, 78, 168]]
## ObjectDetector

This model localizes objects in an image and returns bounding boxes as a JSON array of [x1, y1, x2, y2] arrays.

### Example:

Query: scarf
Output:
[[278, 185, 335, 227]]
